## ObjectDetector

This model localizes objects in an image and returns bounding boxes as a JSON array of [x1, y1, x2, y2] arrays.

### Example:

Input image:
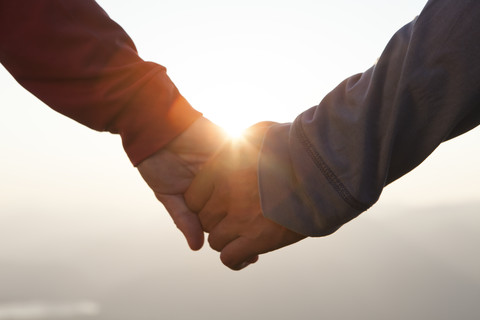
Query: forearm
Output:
[[258, 0, 480, 236], [0, 0, 201, 165]]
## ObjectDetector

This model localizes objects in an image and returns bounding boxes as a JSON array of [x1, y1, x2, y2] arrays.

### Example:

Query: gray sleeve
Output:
[[258, 0, 480, 236]]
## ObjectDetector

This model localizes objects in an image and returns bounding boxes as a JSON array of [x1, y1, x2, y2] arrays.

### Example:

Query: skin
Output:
[[137, 117, 227, 250], [185, 122, 305, 270]]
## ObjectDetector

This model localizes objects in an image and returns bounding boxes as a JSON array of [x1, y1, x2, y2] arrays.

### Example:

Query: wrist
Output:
[[165, 117, 227, 154]]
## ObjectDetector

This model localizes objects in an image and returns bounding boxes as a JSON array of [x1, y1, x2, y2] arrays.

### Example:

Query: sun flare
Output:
[[206, 113, 252, 139], [222, 123, 247, 139]]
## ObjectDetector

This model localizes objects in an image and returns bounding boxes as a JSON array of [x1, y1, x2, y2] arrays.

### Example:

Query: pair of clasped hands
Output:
[[137, 117, 305, 270]]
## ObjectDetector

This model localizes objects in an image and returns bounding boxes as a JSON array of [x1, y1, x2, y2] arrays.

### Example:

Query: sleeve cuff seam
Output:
[[293, 117, 370, 212]]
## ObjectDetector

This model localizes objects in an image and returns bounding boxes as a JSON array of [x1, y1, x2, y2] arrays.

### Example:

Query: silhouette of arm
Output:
[[259, 0, 480, 236], [0, 0, 201, 165]]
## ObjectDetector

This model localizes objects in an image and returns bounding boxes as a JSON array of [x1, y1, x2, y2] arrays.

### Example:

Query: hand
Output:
[[137, 117, 227, 250], [185, 122, 306, 270]]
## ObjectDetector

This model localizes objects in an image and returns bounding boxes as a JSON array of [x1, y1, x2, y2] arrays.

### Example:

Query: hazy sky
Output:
[[1, 1, 479, 319]]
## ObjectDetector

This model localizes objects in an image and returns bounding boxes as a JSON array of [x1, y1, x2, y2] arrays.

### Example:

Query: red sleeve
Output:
[[0, 0, 202, 165]]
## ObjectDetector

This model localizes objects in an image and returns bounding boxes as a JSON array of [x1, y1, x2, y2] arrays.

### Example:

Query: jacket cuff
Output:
[[115, 71, 202, 166], [257, 122, 363, 236]]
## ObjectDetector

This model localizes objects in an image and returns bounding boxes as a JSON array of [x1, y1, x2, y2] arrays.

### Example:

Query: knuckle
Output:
[[208, 234, 224, 252], [198, 209, 226, 234]]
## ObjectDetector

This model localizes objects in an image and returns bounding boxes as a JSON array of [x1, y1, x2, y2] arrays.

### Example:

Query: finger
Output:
[[220, 224, 306, 268], [184, 163, 217, 212], [198, 206, 226, 233], [219, 237, 262, 270], [196, 186, 229, 232], [226, 255, 260, 271], [157, 193, 205, 251], [207, 218, 241, 252], [247, 255, 259, 264]]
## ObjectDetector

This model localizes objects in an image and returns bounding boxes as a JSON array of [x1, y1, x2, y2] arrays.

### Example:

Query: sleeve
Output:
[[257, 0, 480, 236], [0, 0, 202, 166]]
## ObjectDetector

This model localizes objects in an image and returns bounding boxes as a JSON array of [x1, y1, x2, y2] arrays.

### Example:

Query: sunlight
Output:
[[222, 122, 247, 139], [205, 112, 251, 139]]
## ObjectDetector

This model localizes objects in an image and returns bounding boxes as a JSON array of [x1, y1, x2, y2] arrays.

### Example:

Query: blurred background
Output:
[[1, 0, 479, 319]]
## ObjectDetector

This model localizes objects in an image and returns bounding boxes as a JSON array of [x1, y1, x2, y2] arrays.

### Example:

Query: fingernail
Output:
[[235, 261, 250, 270]]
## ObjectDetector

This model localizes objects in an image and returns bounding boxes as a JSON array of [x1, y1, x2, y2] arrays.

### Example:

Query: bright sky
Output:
[[2, 0, 479, 206], [1, 1, 480, 319]]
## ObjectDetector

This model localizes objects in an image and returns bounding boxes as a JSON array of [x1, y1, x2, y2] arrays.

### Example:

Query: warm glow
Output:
[[206, 112, 251, 139], [222, 122, 247, 139]]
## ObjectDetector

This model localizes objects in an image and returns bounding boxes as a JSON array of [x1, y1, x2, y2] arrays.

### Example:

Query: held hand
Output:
[[185, 122, 305, 270], [137, 117, 227, 250]]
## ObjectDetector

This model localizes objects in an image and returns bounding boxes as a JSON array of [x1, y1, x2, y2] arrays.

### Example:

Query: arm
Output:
[[259, 0, 480, 236], [0, 0, 200, 165], [185, 0, 480, 269], [0, 0, 226, 249]]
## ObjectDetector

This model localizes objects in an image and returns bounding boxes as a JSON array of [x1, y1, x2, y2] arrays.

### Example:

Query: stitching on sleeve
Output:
[[294, 120, 370, 212]]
